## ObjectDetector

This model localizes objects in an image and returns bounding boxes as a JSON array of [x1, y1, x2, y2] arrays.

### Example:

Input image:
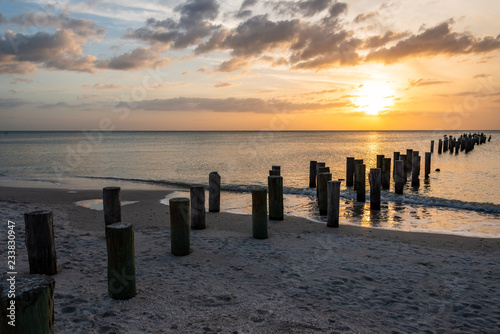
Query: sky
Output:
[[0, 0, 499, 131]]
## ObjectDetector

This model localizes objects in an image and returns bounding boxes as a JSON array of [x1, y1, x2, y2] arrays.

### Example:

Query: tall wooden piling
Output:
[[103, 186, 121, 226], [318, 172, 332, 215], [369, 168, 381, 210], [190, 186, 205, 230], [169, 198, 191, 256], [309, 161, 317, 188], [355, 164, 366, 202], [272, 166, 281, 176], [399, 154, 407, 175], [406, 149, 413, 172], [394, 160, 405, 194], [449, 140, 454, 154], [317, 167, 330, 197], [106, 223, 136, 300], [443, 138, 448, 152], [376, 155, 384, 169], [424, 152, 431, 179], [353, 159, 363, 190], [346, 157, 355, 187], [430, 140, 434, 153], [455, 140, 460, 154], [208, 172, 221, 212], [252, 188, 268, 239], [268, 175, 284, 221], [327, 181, 341, 228], [24, 211, 57, 275], [411, 154, 421, 188], [393, 152, 400, 178], [0, 274, 55, 334], [438, 139, 443, 154], [381, 158, 391, 190]]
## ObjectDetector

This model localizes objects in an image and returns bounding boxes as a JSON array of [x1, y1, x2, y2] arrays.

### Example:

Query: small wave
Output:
[[76, 175, 500, 215]]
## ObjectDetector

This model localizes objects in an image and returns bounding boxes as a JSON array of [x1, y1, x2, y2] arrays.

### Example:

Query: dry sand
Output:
[[1, 185, 499, 333]]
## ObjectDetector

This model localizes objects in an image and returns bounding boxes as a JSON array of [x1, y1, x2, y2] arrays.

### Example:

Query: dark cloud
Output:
[[38, 101, 70, 109], [115, 97, 350, 113], [0, 13, 7, 24], [0, 98, 26, 108], [272, 0, 333, 17], [241, 0, 259, 10], [406, 79, 452, 90], [353, 11, 378, 23], [366, 20, 500, 63], [363, 31, 410, 49], [98, 47, 170, 70]]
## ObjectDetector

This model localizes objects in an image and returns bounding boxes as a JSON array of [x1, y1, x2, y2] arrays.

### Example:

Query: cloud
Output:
[[38, 102, 71, 109], [353, 11, 378, 23], [272, 0, 333, 17], [214, 82, 240, 88], [473, 73, 491, 79], [115, 97, 350, 113], [98, 46, 171, 70], [406, 79, 451, 90], [366, 20, 500, 63], [0, 13, 7, 25], [363, 31, 409, 49], [9, 13, 106, 38], [83, 83, 126, 90], [0, 98, 27, 108], [10, 77, 34, 84]]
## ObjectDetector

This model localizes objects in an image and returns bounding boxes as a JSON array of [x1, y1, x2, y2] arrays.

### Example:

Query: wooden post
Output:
[[24, 211, 57, 275], [399, 154, 407, 175], [369, 168, 381, 210], [443, 138, 448, 152], [406, 149, 413, 172], [271, 166, 281, 176], [449, 139, 454, 154], [317, 167, 330, 197], [438, 139, 443, 154], [411, 154, 421, 188], [190, 186, 205, 230], [425, 152, 431, 179], [353, 159, 363, 190], [394, 160, 405, 194], [318, 172, 332, 215], [169, 198, 190, 256], [309, 161, 317, 188], [381, 158, 391, 190], [376, 155, 384, 169], [252, 188, 268, 239], [208, 172, 221, 212], [355, 164, 366, 202], [393, 152, 400, 178], [346, 157, 355, 187], [430, 140, 434, 153], [103, 186, 121, 226], [269, 170, 280, 176], [327, 181, 341, 228], [268, 175, 284, 221], [0, 274, 55, 334], [106, 223, 136, 300], [455, 140, 460, 155]]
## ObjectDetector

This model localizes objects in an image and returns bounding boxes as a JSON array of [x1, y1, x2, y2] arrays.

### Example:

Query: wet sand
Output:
[[1, 186, 499, 333]]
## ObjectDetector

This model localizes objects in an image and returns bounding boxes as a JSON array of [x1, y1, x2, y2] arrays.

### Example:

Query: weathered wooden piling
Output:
[[106, 223, 136, 300], [394, 160, 405, 194], [355, 164, 366, 202], [169, 198, 191, 256], [406, 149, 413, 171], [346, 157, 355, 187], [455, 140, 460, 154], [399, 154, 407, 175], [393, 152, 400, 178], [449, 140, 454, 154], [381, 158, 391, 190], [268, 175, 284, 221], [318, 172, 332, 215], [430, 140, 434, 153], [190, 186, 205, 230], [438, 139, 443, 154], [103, 186, 121, 226], [411, 153, 421, 188], [271, 166, 281, 176], [443, 138, 448, 152], [269, 170, 280, 176], [317, 167, 330, 197], [327, 181, 341, 228], [208, 172, 221, 212], [376, 155, 384, 169], [369, 168, 381, 210], [252, 188, 268, 239], [24, 211, 57, 275], [353, 159, 363, 190], [0, 274, 55, 334], [424, 152, 431, 178], [309, 161, 317, 188]]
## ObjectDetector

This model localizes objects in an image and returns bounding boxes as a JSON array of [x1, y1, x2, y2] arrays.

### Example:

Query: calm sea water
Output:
[[1, 131, 499, 237]]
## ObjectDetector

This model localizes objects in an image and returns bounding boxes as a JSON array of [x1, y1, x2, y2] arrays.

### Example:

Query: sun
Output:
[[353, 81, 395, 115]]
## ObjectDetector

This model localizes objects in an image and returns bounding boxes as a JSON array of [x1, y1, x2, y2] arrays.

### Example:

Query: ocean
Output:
[[1, 131, 499, 238]]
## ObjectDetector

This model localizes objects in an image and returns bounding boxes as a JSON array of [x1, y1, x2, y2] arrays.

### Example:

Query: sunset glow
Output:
[[0, 0, 499, 130]]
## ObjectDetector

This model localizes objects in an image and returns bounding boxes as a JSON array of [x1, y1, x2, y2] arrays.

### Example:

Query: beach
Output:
[[1, 185, 499, 333]]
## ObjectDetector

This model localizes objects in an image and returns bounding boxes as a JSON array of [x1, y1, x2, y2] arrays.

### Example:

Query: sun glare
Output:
[[353, 81, 395, 115]]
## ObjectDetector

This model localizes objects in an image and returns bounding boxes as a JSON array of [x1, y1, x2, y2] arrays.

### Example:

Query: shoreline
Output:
[[1, 185, 500, 332]]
